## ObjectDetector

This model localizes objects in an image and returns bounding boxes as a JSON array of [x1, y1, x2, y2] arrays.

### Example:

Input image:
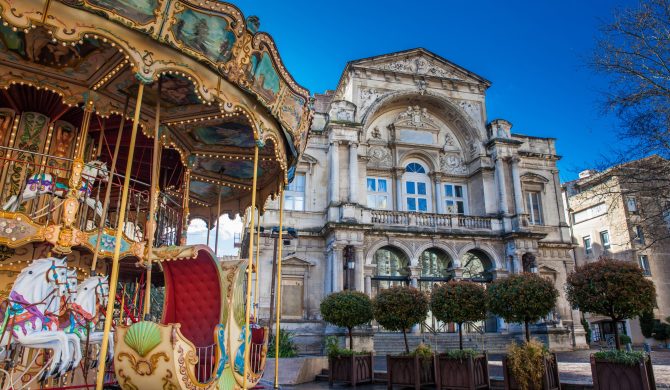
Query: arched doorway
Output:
[[460, 249, 497, 332], [371, 246, 410, 297], [418, 248, 455, 332]]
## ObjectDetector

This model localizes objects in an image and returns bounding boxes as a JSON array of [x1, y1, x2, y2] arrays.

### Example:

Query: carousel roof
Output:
[[0, 0, 312, 219]]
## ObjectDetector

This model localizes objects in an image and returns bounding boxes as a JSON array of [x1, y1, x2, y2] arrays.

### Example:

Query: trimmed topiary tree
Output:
[[639, 311, 655, 339], [320, 291, 374, 350], [488, 273, 558, 342], [372, 286, 429, 353], [431, 281, 487, 350], [566, 258, 656, 350]]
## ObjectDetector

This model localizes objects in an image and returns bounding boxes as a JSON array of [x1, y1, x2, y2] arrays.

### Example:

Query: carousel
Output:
[[0, 0, 311, 389]]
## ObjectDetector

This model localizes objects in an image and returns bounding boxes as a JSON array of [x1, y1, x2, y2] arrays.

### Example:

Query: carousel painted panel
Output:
[[0, 212, 45, 247], [77, 0, 168, 35]]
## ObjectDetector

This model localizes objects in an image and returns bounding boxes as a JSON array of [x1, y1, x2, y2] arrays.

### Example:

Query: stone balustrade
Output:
[[369, 210, 498, 231]]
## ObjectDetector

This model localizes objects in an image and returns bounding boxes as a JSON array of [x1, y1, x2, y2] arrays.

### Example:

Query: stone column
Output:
[[349, 142, 358, 203], [395, 168, 404, 211], [432, 174, 442, 214], [409, 265, 422, 334], [354, 247, 365, 292], [495, 156, 509, 214], [329, 141, 340, 204], [511, 157, 524, 215], [325, 248, 333, 294], [364, 275, 372, 297], [332, 246, 343, 292]]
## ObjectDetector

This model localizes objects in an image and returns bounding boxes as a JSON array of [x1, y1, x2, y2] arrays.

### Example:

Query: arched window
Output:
[[405, 162, 426, 174], [460, 249, 494, 282], [403, 161, 431, 212], [372, 246, 409, 295], [419, 249, 453, 279]]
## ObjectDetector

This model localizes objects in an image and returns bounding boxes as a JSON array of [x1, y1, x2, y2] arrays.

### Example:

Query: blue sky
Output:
[[189, 0, 640, 253]]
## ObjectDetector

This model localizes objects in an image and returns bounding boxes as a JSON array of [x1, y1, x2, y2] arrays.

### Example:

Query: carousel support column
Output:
[[95, 81, 145, 390], [179, 167, 191, 245], [91, 96, 129, 272], [274, 186, 286, 389], [243, 142, 261, 390], [206, 208, 212, 246], [144, 80, 162, 319], [214, 186, 222, 256], [254, 201, 262, 319]]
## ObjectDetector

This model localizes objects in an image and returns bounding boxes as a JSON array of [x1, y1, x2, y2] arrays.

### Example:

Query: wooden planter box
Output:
[[328, 353, 374, 387], [502, 353, 560, 390], [434, 353, 490, 390], [590, 354, 656, 390], [386, 354, 435, 390]]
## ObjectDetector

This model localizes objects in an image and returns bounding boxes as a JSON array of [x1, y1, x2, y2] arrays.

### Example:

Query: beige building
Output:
[[248, 48, 586, 353], [563, 156, 670, 346]]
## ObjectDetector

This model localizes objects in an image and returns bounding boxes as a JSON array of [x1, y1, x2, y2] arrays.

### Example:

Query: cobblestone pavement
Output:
[[286, 348, 670, 389]]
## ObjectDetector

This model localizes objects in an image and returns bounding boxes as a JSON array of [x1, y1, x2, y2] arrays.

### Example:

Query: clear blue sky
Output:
[[233, 0, 638, 181]]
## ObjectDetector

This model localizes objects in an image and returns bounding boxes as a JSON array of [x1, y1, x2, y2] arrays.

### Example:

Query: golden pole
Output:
[[144, 79, 161, 318], [242, 144, 259, 390], [76, 99, 94, 160], [253, 203, 261, 318], [90, 96, 129, 272], [180, 169, 191, 245], [273, 185, 285, 389], [95, 82, 145, 390]]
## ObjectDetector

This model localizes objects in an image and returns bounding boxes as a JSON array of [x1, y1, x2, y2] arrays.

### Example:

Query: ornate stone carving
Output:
[[370, 126, 382, 139], [367, 146, 392, 168], [440, 153, 467, 175], [329, 100, 356, 123], [456, 100, 483, 128], [374, 56, 464, 80], [394, 106, 439, 130], [359, 87, 386, 117]]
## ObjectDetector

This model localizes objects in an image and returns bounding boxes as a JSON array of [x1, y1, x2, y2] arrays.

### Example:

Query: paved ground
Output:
[[284, 348, 670, 389]]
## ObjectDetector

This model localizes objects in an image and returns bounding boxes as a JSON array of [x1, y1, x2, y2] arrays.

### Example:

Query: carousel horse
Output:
[[61, 275, 113, 366], [0, 258, 75, 378], [47, 269, 83, 372], [2, 160, 109, 216]]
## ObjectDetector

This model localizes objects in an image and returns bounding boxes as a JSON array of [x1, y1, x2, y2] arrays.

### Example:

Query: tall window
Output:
[[525, 191, 543, 225], [600, 230, 611, 250], [372, 247, 410, 295], [444, 184, 467, 214], [639, 255, 651, 276], [284, 173, 305, 211], [420, 249, 453, 279], [583, 236, 592, 256], [404, 162, 430, 212], [635, 225, 645, 245], [367, 177, 389, 209], [626, 196, 638, 213]]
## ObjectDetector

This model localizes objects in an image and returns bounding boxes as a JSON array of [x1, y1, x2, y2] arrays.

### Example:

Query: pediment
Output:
[[300, 153, 318, 165], [282, 256, 314, 267], [393, 106, 440, 131], [350, 48, 490, 86], [538, 265, 558, 275]]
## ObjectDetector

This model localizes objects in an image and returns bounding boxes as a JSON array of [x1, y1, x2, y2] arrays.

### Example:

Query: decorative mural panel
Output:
[[170, 6, 237, 64], [248, 51, 280, 104], [190, 122, 255, 148], [47, 121, 76, 178], [194, 158, 264, 181], [6, 112, 49, 202], [85, 0, 159, 25], [0, 109, 14, 158], [279, 93, 306, 136]]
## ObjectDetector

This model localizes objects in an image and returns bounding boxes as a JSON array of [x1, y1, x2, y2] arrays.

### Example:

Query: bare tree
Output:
[[586, 0, 670, 247]]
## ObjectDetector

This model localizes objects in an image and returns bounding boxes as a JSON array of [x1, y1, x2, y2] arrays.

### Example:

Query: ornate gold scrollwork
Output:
[[118, 351, 170, 376]]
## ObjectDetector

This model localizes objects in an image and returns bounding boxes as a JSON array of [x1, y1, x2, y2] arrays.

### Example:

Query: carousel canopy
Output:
[[0, 0, 312, 220]]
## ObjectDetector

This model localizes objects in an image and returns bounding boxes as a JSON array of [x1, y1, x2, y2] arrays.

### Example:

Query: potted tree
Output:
[[320, 291, 374, 387], [431, 281, 490, 390], [488, 273, 560, 390], [566, 258, 657, 389], [372, 286, 432, 390]]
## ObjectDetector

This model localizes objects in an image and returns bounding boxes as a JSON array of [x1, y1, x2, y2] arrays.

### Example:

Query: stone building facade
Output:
[[563, 156, 670, 346], [251, 48, 586, 353]]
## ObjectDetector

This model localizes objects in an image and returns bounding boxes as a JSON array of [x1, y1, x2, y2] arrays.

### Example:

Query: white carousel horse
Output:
[[62, 275, 113, 366], [2, 160, 109, 216], [0, 258, 74, 378], [47, 269, 83, 372]]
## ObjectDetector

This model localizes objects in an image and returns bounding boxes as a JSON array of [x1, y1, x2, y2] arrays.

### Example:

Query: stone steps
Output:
[[373, 332, 524, 354]]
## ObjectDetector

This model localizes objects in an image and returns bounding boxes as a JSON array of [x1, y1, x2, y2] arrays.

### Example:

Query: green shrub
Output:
[[372, 286, 429, 353], [320, 291, 373, 351], [593, 350, 647, 366], [431, 281, 487, 350], [409, 343, 433, 359], [567, 258, 656, 350], [639, 311, 655, 338], [653, 321, 670, 342], [619, 334, 632, 346], [488, 273, 558, 342], [267, 329, 298, 358], [507, 339, 551, 390], [441, 349, 480, 361], [325, 335, 369, 358], [581, 317, 592, 344]]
